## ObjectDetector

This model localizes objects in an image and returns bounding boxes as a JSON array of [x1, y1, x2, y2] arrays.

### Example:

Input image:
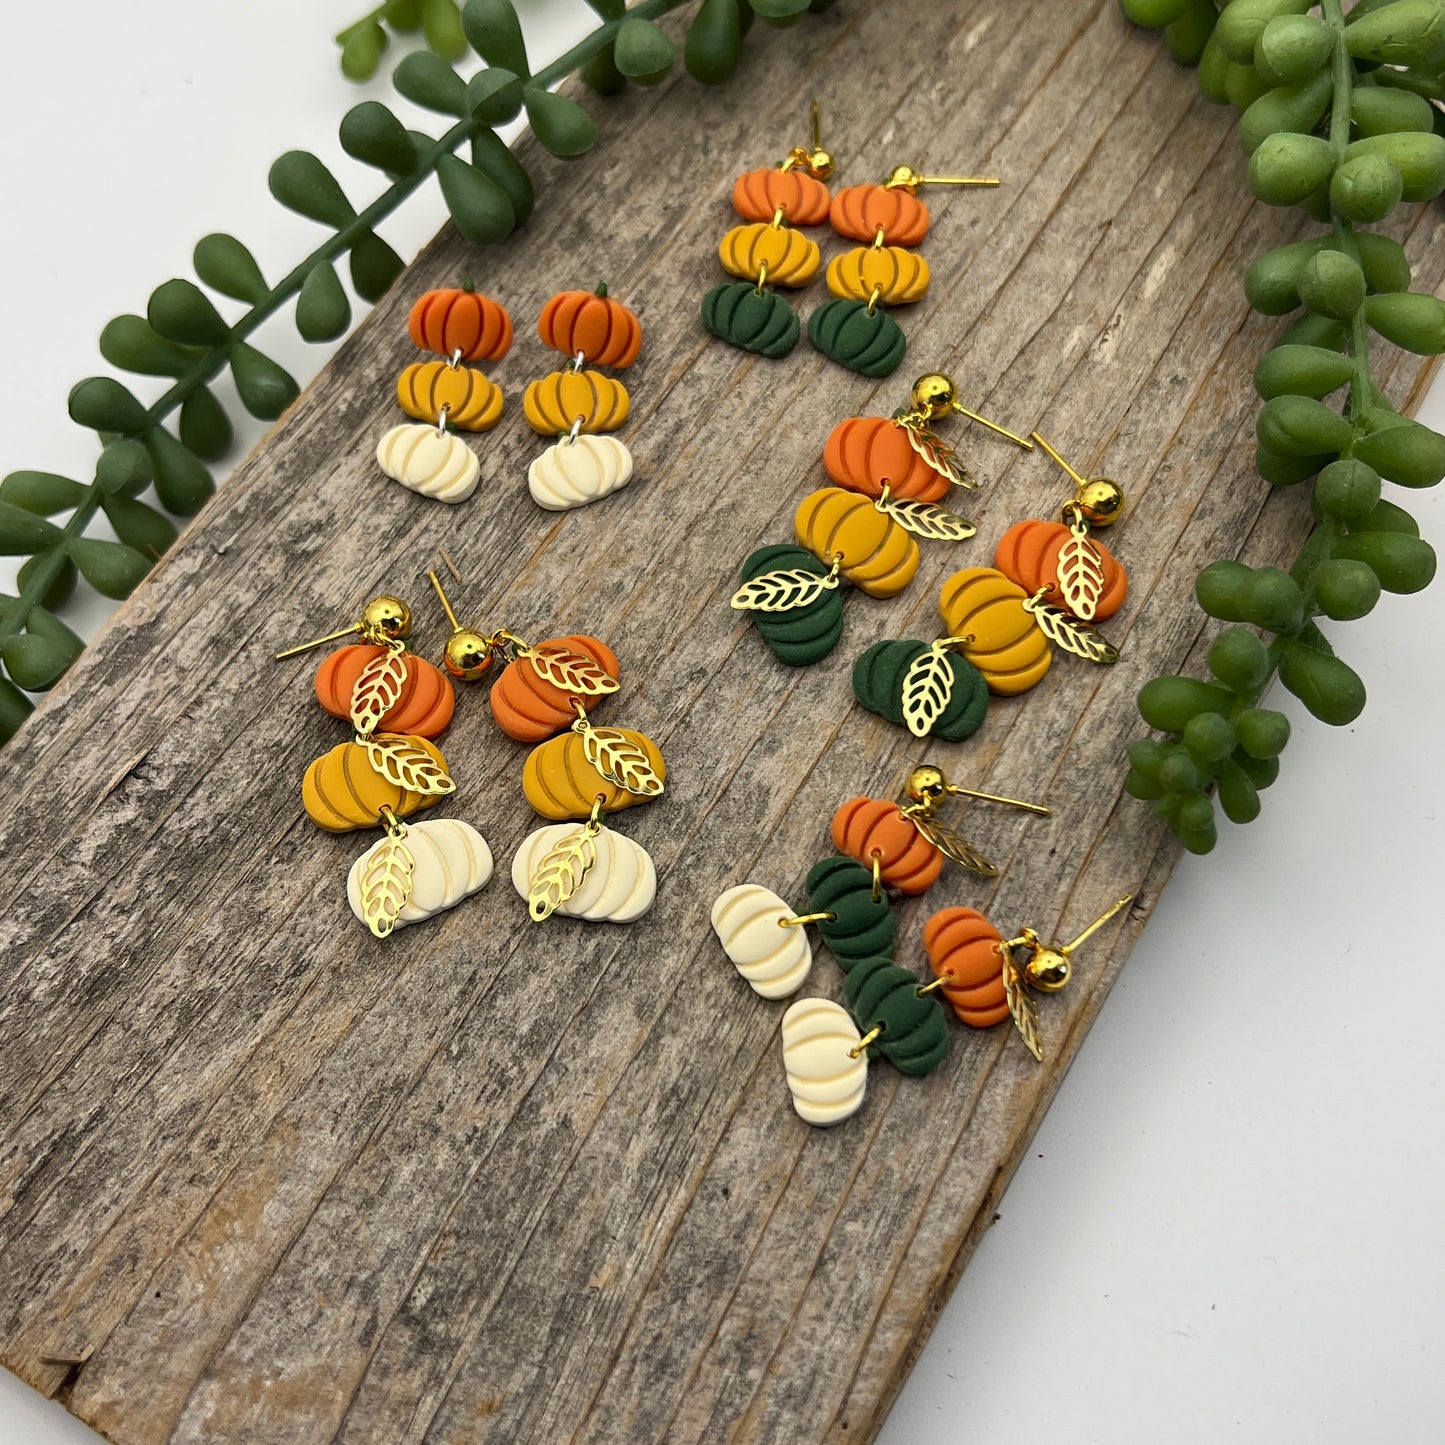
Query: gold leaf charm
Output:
[[902, 806, 998, 878], [1024, 593, 1119, 665], [363, 734, 456, 796], [1056, 524, 1106, 622], [576, 721, 665, 797], [730, 566, 840, 614], [899, 417, 976, 490], [900, 646, 954, 739], [527, 823, 599, 922], [529, 646, 621, 698], [876, 495, 976, 542], [349, 643, 408, 738], [1001, 945, 1044, 1062], [359, 831, 416, 939]]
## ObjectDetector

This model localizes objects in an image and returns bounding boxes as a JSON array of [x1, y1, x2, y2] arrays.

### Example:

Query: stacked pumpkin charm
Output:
[[524, 285, 643, 513], [377, 285, 514, 504], [281, 595, 494, 940], [702, 109, 835, 360], [811, 165, 1000, 377], [709, 765, 1057, 1128], [482, 629, 666, 923]]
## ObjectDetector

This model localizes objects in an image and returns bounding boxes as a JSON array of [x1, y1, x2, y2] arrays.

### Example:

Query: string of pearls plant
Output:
[[0, 0, 832, 745], [1121, 0, 1445, 852]]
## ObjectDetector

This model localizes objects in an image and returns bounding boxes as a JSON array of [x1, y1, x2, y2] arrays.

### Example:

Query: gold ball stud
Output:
[[361, 594, 412, 640], [909, 373, 959, 420], [1076, 478, 1126, 528], [884, 164, 924, 193], [1024, 948, 1072, 993], [904, 764, 949, 805], [444, 628, 495, 682], [808, 148, 836, 181]]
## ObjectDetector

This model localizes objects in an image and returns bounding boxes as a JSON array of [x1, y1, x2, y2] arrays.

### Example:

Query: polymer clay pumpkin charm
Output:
[[346, 818, 493, 933], [711, 884, 814, 999], [538, 284, 642, 368], [302, 739, 449, 833], [703, 103, 834, 361], [408, 286, 514, 360], [813, 164, 1000, 376], [489, 633, 620, 742], [843, 955, 950, 1076], [793, 488, 921, 597], [921, 897, 1134, 1063], [315, 644, 455, 738], [523, 369, 630, 436], [781, 998, 868, 1127], [522, 727, 666, 820], [528, 433, 634, 511], [511, 822, 656, 923], [395, 361, 504, 432], [736, 544, 845, 666], [852, 636, 990, 742], [804, 856, 898, 969], [376, 424, 481, 504]]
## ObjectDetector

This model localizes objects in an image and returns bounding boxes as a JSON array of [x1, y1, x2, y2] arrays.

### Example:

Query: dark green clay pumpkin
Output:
[[843, 954, 951, 1076], [702, 282, 800, 358], [739, 544, 845, 665], [807, 297, 907, 377], [852, 638, 990, 742], [804, 856, 897, 968]]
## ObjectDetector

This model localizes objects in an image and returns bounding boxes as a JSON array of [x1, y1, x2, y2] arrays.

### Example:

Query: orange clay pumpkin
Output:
[[825, 245, 931, 306], [923, 907, 1010, 1028], [395, 360, 504, 432], [731, 167, 831, 226], [831, 797, 943, 895], [302, 739, 446, 833], [829, 185, 931, 247], [523, 370, 631, 436], [718, 223, 821, 289], [314, 644, 455, 739], [522, 728, 666, 821], [938, 567, 1052, 697], [823, 415, 951, 503], [538, 287, 643, 369], [489, 635, 620, 742], [407, 288, 513, 362], [794, 488, 920, 598], [993, 520, 1128, 622]]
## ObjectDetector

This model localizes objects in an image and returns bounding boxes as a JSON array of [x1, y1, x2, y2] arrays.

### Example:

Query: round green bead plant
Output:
[[0, 0, 833, 746], [1120, 0, 1445, 853]]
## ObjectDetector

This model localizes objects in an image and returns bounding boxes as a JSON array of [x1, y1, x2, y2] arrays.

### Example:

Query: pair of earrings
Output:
[[276, 575, 667, 936], [703, 104, 1000, 376], [710, 762, 1131, 1126], [376, 282, 643, 512], [730, 371, 1033, 664]]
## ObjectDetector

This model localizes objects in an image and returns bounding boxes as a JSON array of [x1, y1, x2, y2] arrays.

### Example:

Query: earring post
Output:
[[274, 623, 360, 660], [946, 784, 1051, 817], [1030, 431, 1088, 486], [427, 569, 463, 633], [954, 404, 1034, 449], [1062, 895, 1133, 955]]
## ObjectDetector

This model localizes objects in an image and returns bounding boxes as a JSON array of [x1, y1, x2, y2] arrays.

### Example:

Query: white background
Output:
[[1, 3, 1442, 1442]]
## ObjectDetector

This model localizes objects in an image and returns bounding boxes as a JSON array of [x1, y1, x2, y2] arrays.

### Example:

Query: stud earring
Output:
[[524, 284, 643, 512], [703, 101, 835, 360], [426, 571, 666, 925], [276, 594, 495, 938], [810, 164, 1001, 377], [375, 284, 514, 504], [922, 895, 1133, 1062], [937, 433, 1128, 698]]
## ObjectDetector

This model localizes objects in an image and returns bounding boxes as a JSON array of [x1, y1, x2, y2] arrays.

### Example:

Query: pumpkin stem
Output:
[[595, 281, 608, 297], [460, 277, 475, 292]]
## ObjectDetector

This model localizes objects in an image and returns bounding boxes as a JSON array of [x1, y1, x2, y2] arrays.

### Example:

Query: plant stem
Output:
[[0, 0, 690, 648]]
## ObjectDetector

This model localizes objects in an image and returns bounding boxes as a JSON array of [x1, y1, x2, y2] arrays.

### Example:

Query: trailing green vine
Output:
[[1120, 0, 1445, 853], [0, 0, 832, 746]]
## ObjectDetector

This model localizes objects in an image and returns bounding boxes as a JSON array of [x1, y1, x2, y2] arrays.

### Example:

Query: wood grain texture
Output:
[[0, 2, 1441, 1440]]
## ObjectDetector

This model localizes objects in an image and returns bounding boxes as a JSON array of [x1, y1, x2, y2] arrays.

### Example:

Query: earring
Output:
[[523, 284, 643, 512], [427, 572, 665, 925], [376, 284, 514, 504], [810, 164, 1000, 377], [922, 895, 1133, 1062], [276, 595, 495, 939], [938, 433, 1128, 697], [702, 101, 835, 360]]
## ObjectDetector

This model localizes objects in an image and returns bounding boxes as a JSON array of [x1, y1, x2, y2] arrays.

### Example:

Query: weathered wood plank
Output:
[[0, 1, 1439, 1440]]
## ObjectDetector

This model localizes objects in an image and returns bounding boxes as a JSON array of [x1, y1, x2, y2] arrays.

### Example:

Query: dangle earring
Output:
[[938, 432, 1128, 697], [922, 895, 1133, 1062], [376, 285, 514, 503], [811, 164, 1001, 377], [275, 595, 494, 939], [426, 571, 665, 925], [523, 284, 643, 512], [702, 101, 835, 359]]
